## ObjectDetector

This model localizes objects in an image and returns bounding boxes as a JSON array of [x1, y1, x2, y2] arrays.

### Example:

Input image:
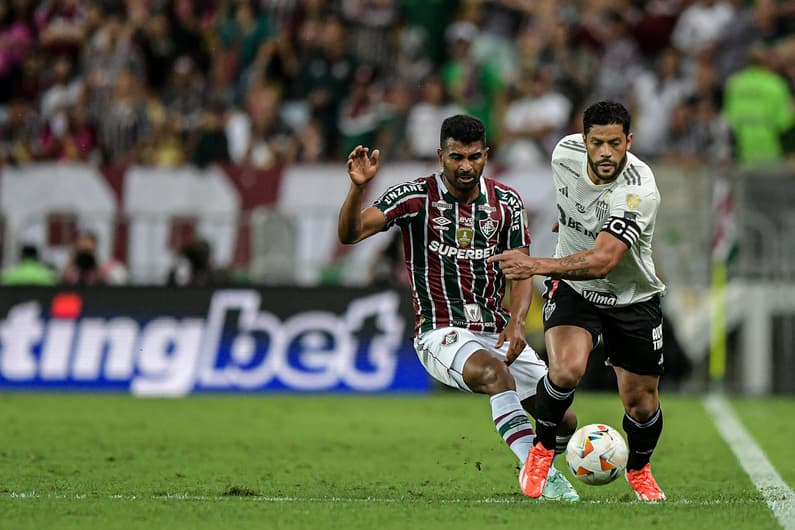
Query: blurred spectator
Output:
[[723, 42, 794, 166], [393, 25, 433, 86], [340, 0, 397, 68], [714, 0, 779, 84], [81, 5, 143, 104], [1, 244, 57, 285], [441, 20, 504, 138], [398, 0, 459, 68], [498, 67, 571, 167], [61, 230, 128, 286], [40, 55, 83, 126], [12, 44, 45, 102], [141, 109, 185, 166], [167, 237, 228, 286], [165, 0, 212, 74], [631, 0, 682, 57], [35, 0, 88, 61], [588, 10, 644, 103], [241, 82, 296, 168], [293, 117, 324, 162], [337, 64, 382, 159], [670, 0, 735, 57], [239, 37, 298, 100], [0, 99, 40, 164], [95, 69, 151, 164], [0, 1, 35, 103], [39, 102, 96, 161], [375, 79, 414, 160], [135, 11, 180, 93], [464, 0, 530, 85], [162, 55, 206, 137], [293, 15, 357, 159], [405, 75, 463, 160], [630, 47, 692, 159], [536, 18, 597, 117], [657, 98, 711, 167], [218, 0, 273, 75], [190, 100, 230, 168]]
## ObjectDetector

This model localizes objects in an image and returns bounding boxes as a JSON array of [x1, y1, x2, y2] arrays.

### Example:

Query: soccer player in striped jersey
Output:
[[490, 101, 667, 502], [338, 114, 579, 501]]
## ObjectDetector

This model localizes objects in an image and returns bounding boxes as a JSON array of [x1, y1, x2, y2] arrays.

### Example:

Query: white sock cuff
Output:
[[489, 390, 522, 419]]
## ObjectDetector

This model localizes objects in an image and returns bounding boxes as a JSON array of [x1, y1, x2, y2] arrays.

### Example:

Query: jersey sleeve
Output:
[[602, 186, 659, 248], [372, 181, 426, 229], [502, 189, 532, 250]]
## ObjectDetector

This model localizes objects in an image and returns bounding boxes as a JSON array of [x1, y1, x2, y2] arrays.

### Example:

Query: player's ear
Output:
[[626, 132, 633, 151], [437, 147, 443, 164]]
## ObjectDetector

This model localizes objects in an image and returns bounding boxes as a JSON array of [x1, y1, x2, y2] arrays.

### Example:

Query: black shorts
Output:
[[541, 279, 664, 376]]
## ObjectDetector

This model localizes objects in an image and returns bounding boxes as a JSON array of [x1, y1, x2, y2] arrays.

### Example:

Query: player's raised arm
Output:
[[488, 231, 629, 281], [338, 145, 386, 244]]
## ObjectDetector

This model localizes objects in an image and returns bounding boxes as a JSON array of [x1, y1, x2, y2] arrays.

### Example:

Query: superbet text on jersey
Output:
[[551, 134, 665, 306], [373, 174, 530, 335]]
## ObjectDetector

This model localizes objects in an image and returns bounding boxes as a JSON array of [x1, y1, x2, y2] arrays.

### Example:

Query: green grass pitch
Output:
[[1, 392, 793, 530]]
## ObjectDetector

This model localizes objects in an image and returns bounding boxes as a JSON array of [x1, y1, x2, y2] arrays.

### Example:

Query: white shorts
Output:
[[413, 327, 548, 401]]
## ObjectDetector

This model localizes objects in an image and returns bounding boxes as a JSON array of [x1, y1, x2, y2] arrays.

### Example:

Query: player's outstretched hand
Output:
[[488, 250, 535, 280], [347, 145, 380, 187]]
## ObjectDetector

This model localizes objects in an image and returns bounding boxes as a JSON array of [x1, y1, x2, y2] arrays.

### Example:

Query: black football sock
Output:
[[623, 407, 663, 471], [533, 374, 575, 450]]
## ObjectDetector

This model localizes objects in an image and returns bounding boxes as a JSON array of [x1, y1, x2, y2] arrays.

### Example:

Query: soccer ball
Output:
[[565, 423, 628, 485]]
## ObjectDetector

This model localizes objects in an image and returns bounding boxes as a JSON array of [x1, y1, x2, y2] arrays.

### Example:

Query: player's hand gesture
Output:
[[488, 250, 537, 280], [347, 145, 380, 187], [496, 319, 528, 366]]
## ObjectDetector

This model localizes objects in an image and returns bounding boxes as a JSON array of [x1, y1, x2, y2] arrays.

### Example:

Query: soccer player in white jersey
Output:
[[338, 115, 580, 501], [490, 101, 668, 502]]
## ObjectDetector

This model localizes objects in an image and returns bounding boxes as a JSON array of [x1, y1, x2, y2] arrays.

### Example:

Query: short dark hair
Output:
[[583, 101, 631, 135], [440, 115, 486, 148]]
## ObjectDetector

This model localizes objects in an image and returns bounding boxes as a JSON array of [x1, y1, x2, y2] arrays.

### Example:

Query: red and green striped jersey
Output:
[[373, 174, 531, 335]]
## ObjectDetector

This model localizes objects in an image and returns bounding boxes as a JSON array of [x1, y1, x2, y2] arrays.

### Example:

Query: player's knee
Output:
[[622, 388, 659, 420], [471, 357, 514, 394], [548, 350, 588, 388], [549, 363, 585, 388]]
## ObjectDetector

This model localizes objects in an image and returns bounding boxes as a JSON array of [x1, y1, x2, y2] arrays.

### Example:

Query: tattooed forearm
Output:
[[548, 250, 606, 280], [559, 254, 589, 268]]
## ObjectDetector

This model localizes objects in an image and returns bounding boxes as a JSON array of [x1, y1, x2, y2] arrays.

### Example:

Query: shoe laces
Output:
[[528, 445, 554, 481], [628, 465, 660, 492]]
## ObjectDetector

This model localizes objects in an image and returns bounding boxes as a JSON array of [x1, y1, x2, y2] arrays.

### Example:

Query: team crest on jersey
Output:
[[464, 303, 482, 322], [595, 200, 609, 222], [456, 227, 474, 247], [479, 217, 498, 238], [442, 330, 458, 346], [626, 194, 641, 211], [543, 301, 556, 321]]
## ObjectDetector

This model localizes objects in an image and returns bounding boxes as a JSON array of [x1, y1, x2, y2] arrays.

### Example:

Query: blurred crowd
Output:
[[1, 0, 794, 172], [2, 0, 795, 286]]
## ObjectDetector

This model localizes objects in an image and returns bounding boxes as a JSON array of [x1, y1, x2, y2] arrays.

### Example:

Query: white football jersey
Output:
[[550, 133, 665, 306]]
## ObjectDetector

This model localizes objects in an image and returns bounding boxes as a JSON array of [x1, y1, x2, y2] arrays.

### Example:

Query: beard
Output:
[[588, 155, 626, 183]]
